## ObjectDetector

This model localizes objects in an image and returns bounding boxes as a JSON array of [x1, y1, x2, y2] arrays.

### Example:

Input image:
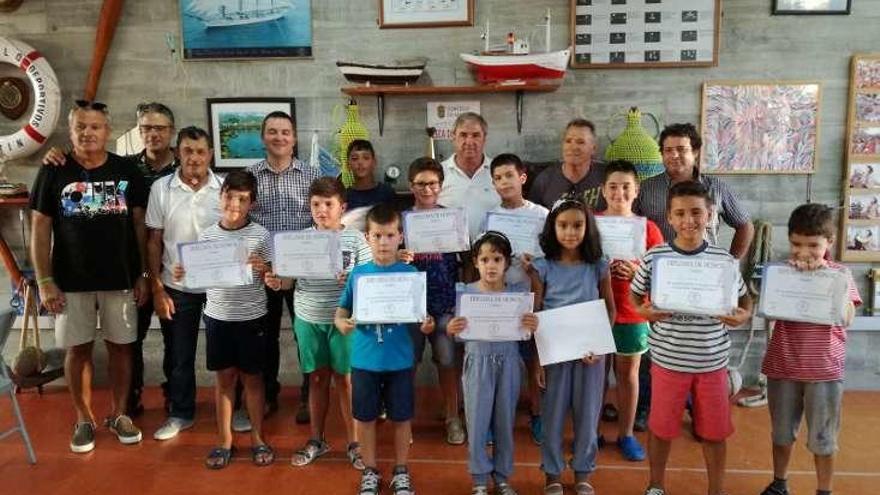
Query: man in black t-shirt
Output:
[[30, 101, 149, 454]]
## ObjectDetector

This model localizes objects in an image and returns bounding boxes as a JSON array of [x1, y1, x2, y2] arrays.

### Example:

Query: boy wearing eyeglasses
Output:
[[398, 157, 466, 445]]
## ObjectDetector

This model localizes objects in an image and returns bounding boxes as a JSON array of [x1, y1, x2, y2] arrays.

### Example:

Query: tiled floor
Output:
[[1, 386, 878, 494]]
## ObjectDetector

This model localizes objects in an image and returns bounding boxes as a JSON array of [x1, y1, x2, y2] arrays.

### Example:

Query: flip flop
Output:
[[251, 444, 275, 467], [205, 446, 235, 470]]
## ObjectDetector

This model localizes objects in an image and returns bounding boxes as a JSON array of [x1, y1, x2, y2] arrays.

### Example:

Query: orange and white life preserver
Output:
[[0, 37, 60, 163]]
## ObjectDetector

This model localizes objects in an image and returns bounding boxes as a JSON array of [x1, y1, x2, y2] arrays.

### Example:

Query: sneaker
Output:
[[232, 408, 252, 432], [633, 410, 648, 432], [389, 468, 414, 495], [617, 435, 646, 461], [153, 417, 194, 441], [601, 403, 618, 422], [446, 417, 466, 445], [472, 486, 490, 495], [358, 468, 382, 495], [495, 482, 518, 495], [70, 421, 96, 453], [106, 414, 143, 445], [643, 487, 665, 495], [529, 415, 543, 445]]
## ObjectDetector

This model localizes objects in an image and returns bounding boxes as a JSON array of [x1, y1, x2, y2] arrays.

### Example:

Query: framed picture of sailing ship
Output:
[[570, 0, 720, 69], [180, 0, 312, 60], [206, 97, 297, 169]]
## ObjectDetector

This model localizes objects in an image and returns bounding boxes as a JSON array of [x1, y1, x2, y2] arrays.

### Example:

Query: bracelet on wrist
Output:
[[36, 276, 54, 286]]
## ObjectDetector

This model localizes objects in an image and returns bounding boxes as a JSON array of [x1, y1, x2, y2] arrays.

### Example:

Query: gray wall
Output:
[[1, 1, 880, 388]]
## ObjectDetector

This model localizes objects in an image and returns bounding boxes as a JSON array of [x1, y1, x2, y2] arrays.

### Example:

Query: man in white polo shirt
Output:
[[438, 112, 500, 242], [146, 126, 222, 440]]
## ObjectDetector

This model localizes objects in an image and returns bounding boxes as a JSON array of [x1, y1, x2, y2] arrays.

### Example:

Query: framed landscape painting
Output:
[[206, 98, 296, 169], [700, 81, 822, 174], [180, 0, 312, 60]]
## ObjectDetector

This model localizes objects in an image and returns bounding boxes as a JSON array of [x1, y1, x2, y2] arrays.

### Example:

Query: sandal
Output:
[[291, 438, 330, 467], [205, 446, 235, 470], [251, 444, 275, 467], [544, 482, 564, 495], [347, 442, 365, 470], [575, 482, 595, 495]]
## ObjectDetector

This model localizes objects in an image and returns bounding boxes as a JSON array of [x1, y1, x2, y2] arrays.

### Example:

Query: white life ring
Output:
[[0, 37, 61, 163]]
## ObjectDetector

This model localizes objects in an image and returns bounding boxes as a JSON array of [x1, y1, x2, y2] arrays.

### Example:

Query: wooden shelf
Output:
[[340, 83, 562, 134]]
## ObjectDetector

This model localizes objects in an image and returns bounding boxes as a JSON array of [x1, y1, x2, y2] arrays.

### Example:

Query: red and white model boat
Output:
[[461, 48, 570, 84], [460, 10, 569, 85]]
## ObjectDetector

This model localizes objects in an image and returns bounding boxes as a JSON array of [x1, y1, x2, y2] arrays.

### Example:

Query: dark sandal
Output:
[[347, 442, 365, 470], [251, 444, 275, 467], [205, 446, 235, 470]]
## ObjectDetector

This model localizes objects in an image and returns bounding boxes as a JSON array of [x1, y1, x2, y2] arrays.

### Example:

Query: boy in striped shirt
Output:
[[759, 204, 859, 495], [174, 170, 274, 469], [629, 181, 753, 495], [271, 177, 373, 470]]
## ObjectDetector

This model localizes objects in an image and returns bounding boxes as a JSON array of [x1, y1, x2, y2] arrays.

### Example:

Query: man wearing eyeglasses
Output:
[[42, 102, 178, 417], [30, 101, 149, 453], [634, 123, 754, 258]]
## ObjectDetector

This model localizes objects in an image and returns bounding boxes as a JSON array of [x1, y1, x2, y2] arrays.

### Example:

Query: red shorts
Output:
[[648, 365, 734, 442]]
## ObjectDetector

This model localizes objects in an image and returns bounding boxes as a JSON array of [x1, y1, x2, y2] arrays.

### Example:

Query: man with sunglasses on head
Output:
[[30, 100, 149, 453], [42, 101, 179, 417]]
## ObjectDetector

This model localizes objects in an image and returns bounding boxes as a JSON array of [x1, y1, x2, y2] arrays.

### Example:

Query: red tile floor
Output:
[[1, 386, 878, 494]]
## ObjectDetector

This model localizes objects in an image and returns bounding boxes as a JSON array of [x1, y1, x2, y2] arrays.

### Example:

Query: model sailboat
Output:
[[460, 10, 570, 84]]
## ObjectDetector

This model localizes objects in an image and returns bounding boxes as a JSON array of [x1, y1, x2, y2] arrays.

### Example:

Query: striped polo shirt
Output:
[[633, 173, 751, 244], [631, 241, 747, 373], [293, 227, 373, 324], [761, 261, 861, 382], [201, 221, 271, 322]]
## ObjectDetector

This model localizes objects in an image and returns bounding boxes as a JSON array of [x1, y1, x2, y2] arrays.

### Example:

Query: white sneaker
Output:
[[232, 409, 252, 432], [153, 417, 194, 441]]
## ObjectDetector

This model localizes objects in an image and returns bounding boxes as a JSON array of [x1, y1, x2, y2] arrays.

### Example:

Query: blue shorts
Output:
[[351, 368, 415, 422], [204, 315, 266, 374]]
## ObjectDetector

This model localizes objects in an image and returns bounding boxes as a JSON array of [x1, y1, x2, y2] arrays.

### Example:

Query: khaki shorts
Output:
[[55, 291, 138, 348]]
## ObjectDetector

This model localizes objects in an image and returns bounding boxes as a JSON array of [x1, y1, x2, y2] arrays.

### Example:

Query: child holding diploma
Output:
[[399, 157, 466, 445], [335, 203, 435, 495], [174, 171, 274, 469], [525, 198, 616, 495], [758, 204, 859, 495], [596, 160, 664, 461], [266, 177, 372, 469], [487, 153, 548, 444], [629, 181, 752, 495], [447, 231, 539, 495]]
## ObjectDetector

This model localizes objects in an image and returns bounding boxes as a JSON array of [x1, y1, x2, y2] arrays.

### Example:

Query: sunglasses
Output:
[[74, 99, 108, 112]]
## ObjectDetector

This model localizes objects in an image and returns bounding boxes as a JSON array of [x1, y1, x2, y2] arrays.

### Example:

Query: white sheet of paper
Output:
[[354, 272, 427, 323], [651, 256, 738, 316], [403, 208, 470, 254], [178, 239, 252, 289], [456, 292, 534, 341], [595, 216, 646, 260], [272, 230, 342, 279], [759, 264, 849, 325], [485, 212, 544, 256], [534, 300, 616, 366]]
